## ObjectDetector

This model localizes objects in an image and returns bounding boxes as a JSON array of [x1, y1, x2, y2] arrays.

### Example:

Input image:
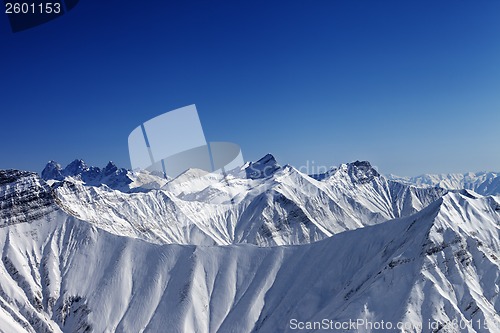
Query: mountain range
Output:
[[387, 171, 500, 196], [0, 155, 499, 332]]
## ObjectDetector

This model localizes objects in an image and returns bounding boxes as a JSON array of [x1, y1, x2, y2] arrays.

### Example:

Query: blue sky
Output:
[[1, 0, 499, 176]]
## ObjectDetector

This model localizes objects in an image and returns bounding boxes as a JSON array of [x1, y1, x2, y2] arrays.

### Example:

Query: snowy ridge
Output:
[[2, 157, 500, 332], [41, 160, 136, 192], [1, 187, 500, 332], [45, 157, 446, 246]]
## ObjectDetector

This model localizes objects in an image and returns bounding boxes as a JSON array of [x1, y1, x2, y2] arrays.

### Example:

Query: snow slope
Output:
[[44, 157, 446, 246], [3, 158, 499, 333], [1, 167, 500, 332]]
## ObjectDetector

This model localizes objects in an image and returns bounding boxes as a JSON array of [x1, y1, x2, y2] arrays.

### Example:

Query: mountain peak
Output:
[[257, 153, 276, 164], [334, 160, 380, 184], [41, 160, 64, 181], [350, 160, 375, 169], [245, 153, 280, 179], [63, 159, 89, 176], [348, 160, 379, 183], [103, 161, 118, 176], [45, 160, 61, 167], [41, 160, 132, 191]]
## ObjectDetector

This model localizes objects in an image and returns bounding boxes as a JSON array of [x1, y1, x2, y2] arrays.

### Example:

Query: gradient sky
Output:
[[1, 0, 499, 176]]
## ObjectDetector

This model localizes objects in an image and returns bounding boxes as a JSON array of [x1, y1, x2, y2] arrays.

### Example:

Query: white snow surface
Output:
[[48, 159, 446, 246], [1, 158, 500, 332]]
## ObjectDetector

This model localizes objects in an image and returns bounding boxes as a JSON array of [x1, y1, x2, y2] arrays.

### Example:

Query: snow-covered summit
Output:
[[334, 160, 380, 184]]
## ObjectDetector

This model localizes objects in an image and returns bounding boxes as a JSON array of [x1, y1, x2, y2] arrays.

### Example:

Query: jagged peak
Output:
[[63, 159, 89, 176], [245, 153, 280, 179], [349, 161, 379, 182], [40, 159, 132, 191], [350, 160, 376, 169], [45, 160, 62, 169], [103, 161, 119, 176], [323, 160, 380, 184], [256, 153, 277, 164], [41, 161, 64, 181]]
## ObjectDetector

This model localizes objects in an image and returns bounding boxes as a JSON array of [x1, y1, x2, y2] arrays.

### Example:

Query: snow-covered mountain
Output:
[[40, 156, 446, 246], [388, 171, 500, 196], [1, 165, 500, 332]]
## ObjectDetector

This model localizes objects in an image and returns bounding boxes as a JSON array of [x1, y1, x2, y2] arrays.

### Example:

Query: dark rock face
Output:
[[102, 161, 118, 176], [310, 161, 380, 183], [41, 161, 64, 181], [41, 159, 132, 191], [245, 154, 280, 179], [0, 170, 57, 226], [63, 159, 88, 177], [0, 170, 36, 185], [346, 160, 380, 184]]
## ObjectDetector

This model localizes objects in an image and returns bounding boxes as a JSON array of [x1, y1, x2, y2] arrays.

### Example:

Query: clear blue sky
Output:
[[1, 0, 499, 176]]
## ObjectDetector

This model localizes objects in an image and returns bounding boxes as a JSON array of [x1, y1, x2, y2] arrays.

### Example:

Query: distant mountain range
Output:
[[0, 155, 499, 332], [387, 171, 500, 196]]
